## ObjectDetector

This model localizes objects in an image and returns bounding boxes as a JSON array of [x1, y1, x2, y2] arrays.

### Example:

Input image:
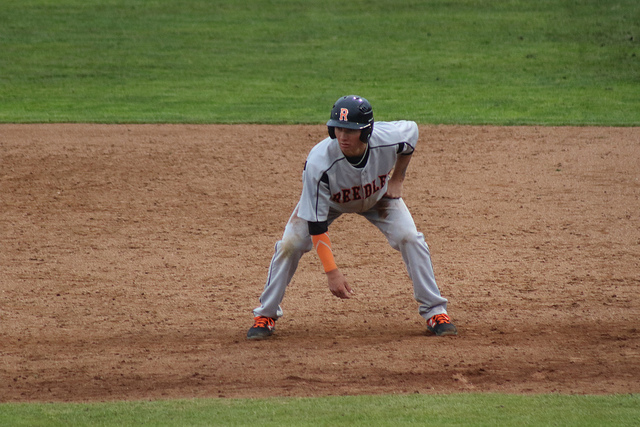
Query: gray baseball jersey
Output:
[[298, 120, 418, 221]]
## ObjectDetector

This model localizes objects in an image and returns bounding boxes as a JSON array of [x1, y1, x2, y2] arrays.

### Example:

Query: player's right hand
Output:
[[326, 269, 354, 299]]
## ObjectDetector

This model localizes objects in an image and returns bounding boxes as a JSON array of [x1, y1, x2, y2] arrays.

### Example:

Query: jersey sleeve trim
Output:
[[302, 156, 345, 223], [308, 220, 329, 235]]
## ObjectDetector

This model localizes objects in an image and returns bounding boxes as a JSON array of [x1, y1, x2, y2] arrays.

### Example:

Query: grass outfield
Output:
[[1, 0, 638, 124], [1, 394, 638, 426]]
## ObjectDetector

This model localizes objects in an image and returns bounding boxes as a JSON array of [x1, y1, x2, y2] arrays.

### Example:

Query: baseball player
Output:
[[247, 95, 457, 339]]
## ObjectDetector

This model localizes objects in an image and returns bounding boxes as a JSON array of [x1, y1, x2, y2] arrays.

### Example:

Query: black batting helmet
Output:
[[327, 95, 374, 143]]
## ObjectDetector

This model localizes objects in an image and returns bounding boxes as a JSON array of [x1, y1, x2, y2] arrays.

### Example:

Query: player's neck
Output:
[[346, 143, 369, 168]]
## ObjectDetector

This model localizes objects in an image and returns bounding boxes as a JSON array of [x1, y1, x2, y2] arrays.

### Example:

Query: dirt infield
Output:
[[1, 124, 639, 402]]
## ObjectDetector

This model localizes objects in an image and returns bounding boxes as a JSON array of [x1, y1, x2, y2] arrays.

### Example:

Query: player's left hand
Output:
[[384, 178, 404, 199]]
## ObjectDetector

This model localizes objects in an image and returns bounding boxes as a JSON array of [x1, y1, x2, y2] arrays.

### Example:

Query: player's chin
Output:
[[339, 144, 361, 156]]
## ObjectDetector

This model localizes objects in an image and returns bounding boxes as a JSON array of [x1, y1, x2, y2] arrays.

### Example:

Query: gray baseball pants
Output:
[[253, 197, 449, 321]]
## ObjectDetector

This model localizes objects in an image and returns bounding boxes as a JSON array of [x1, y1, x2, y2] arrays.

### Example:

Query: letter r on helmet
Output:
[[339, 108, 349, 121]]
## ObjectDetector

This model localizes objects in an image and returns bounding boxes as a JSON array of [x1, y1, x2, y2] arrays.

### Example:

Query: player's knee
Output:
[[279, 234, 312, 257], [390, 230, 426, 252]]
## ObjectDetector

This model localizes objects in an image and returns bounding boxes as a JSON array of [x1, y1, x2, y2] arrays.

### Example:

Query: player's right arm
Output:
[[300, 143, 354, 299], [308, 222, 354, 299]]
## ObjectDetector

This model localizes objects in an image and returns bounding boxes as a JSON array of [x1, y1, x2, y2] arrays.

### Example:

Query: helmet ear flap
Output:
[[328, 126, 336, 139], [360, 124, 373, 143]]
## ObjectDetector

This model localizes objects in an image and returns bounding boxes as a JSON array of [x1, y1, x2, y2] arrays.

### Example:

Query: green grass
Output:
[[1, 0, 638, 124], [1, 394, 638, 426]]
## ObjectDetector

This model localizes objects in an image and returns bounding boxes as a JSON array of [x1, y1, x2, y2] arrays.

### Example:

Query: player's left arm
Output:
[[384, 120, 418, 199], [385, 152, 412, 199]]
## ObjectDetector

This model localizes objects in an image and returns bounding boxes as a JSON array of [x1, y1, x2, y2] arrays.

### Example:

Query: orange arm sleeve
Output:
[[311, 232, 338, 273]]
